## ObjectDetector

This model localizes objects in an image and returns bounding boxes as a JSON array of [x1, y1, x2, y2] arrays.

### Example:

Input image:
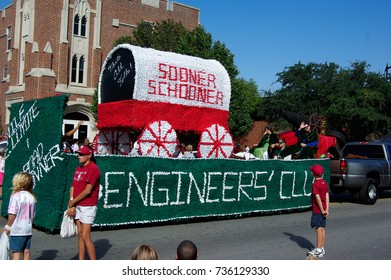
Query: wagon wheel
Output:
[[138, 120, 177, 157], [94, 130, 132, 155], [309, 114, 326, 135], [198, 124, 234, 159]]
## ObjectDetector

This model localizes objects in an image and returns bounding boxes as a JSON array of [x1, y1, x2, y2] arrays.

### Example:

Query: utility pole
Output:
[[385, 63, 391, 82]]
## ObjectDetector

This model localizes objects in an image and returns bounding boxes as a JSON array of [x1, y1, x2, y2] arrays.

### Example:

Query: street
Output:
[[1, 191, 391, 260]]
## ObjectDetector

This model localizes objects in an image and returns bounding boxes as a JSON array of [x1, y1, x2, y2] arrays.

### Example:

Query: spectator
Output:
[[62, 121, 84, 141], [173, 143, 185, 158], [131, 244, 158, 260], [4, 172, 36, 260], [62, 141, 72, 153], [176, 240, 198, 260], [67, 145, 101, 260], [307, 164, 329, 258], [83, 138, 93, 149], [233, 143, 241, 154], [183, 144, 195, 158], [71, 139, 80, 153]]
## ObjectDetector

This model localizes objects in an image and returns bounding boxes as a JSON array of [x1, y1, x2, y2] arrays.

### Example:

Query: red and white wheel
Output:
[[198, 124, 233, 158], [138, 121, 177, 157], [93, 130, 132, 155]]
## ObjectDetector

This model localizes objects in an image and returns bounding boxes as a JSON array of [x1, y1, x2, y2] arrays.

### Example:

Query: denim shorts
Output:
[[75, 205, 97, 224], [311, 213, 326, 229], [9, 235, 32, 252]]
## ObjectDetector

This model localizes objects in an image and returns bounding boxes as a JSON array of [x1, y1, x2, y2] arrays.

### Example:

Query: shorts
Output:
[[75, 205, 97, 224], [311, 213, 326, 229], [9, 235, 32, 252]]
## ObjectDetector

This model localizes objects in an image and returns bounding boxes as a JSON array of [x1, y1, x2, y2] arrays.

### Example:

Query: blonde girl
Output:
[[131, 244, 159, 260], [4, 172, 36, 260]]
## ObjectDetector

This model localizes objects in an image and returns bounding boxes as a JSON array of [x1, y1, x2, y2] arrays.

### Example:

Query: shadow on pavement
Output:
[[36, 250, 59, 260], [283, 232, 314, 251], [95, 239, 112, 260]]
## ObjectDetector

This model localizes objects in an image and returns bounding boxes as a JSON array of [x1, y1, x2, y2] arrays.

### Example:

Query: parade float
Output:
[[1, 45, 330, 233]]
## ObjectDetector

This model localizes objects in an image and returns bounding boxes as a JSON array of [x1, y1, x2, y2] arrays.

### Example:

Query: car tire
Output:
[[359, 178, 378, 205]]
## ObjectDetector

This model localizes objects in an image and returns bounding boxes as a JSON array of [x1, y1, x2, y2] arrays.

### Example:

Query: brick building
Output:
[[0, 0, 199, 142]]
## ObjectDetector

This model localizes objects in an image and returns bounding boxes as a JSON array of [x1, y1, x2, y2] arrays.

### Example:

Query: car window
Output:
[[387, 145, 391, 160], [343, 144, 385, 159]]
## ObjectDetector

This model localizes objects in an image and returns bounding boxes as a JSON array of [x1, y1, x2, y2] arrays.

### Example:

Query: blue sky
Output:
[[1, 0, 390, 92], [177, 0, 391, 91]]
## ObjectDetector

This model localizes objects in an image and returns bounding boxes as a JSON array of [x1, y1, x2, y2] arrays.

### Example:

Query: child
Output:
[[4, 172, 36, 260], [307, 164, 329, 258], [131, 244, 159, 260]]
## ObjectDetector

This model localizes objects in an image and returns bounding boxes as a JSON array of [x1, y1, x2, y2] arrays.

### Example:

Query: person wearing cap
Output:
[[307, 164, 329, 258], [67, 145, 101, 260], [280, 121, 318, 159]]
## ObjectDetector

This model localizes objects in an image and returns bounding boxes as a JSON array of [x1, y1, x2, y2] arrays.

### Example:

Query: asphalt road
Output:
[[1, 191, 391, 260]]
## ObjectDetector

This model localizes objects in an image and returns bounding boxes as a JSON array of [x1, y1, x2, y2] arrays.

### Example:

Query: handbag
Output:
[[60, 210, 78, 238], [0, 231, 10, 260]]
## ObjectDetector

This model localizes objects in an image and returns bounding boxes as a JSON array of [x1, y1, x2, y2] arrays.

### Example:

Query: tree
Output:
[[174, 25, 212, 58], [89, 88, 98, 123], [257, 61, 391, 140], [229, 78, 260, 138]]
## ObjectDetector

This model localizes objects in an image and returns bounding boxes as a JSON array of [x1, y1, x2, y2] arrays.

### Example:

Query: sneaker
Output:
[[307, 248, 324, 258], [321, 248, 326, 256]]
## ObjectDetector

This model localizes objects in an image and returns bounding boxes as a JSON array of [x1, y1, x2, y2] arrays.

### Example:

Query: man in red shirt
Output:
[[68, 145, 100, 260], [307, 164, 329, 258]]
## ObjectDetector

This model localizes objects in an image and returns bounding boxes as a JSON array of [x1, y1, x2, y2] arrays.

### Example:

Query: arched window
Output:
[[81, 16, 87, 37], [73, 14, 80, 35], [71, 55, 85, 85], [71, 55, 78, 83], [78, 56, 85, 83]]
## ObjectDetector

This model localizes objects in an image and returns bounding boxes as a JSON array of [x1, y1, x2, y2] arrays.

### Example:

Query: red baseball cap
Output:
[[77, 145, 93, 155], [310, 164, 324, 176]]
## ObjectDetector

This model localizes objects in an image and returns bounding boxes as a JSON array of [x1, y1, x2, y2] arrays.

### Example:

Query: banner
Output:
[[1, 95, 69, 232], [85, 156, 329, 227]]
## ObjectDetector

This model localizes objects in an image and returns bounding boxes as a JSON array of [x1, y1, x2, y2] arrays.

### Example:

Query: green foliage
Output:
[[229, 78, 261, 138], [257, 61, 391, 140], [113, 36, 134, 47], [126, 19, 187, 51], [174, 26, 213, 58], [130, 21, 155, 47], [89, 88, 99, 123]]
